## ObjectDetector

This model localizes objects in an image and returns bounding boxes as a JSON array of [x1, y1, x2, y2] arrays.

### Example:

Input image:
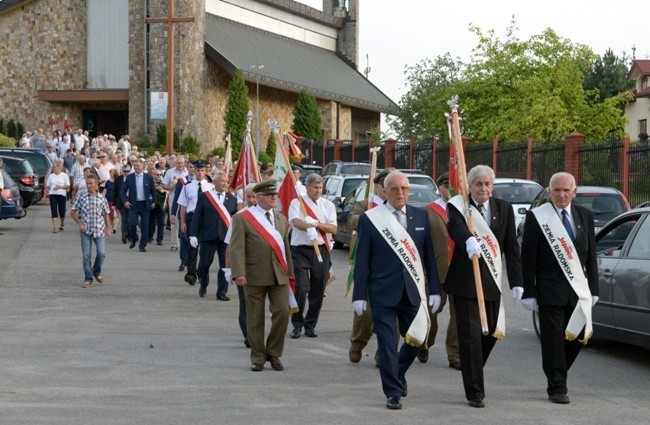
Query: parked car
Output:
[[403, 173, 436, 191], [517, 185, 631, 245], [0, 168, 25, 220], [0, 155, 43, 208], [321, 161, 371, 177], [531, 207, 650, 349], [0, 148, 53, 189], [323, 174, 368, 205], [492, 178, 543, 229], [298, 164, 323, 184], [333, 183, 439, 248]]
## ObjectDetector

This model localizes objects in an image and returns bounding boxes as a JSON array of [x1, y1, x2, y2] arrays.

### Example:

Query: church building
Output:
[[0, 0, 394, 153]]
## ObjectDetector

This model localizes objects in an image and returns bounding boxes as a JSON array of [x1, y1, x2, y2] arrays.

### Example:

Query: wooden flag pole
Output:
[[448, 96, 489, 336]]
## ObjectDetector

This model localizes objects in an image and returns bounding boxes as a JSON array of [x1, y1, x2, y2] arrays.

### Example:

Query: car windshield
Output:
[[493, 182, 542, 204], [407, 176, 435, 190], [408, 186, 438, 207], [341, 178, 366, 198], [575, 193, 628, 216]]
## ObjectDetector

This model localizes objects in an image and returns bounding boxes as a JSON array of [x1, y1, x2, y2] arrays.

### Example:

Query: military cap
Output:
[[193, 160, 208, 169], [436, 172, 450, 187], [253, 179, 278, 194], [291, 164, 303, 172], [374, 167, 395, 184]]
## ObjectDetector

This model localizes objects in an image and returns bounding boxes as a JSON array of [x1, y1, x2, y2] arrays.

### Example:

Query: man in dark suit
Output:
[[120, 159, 156, 252], [352, 170, 441, 410], [446, 165, 523, 408], [189, 173, 237, 300], [521, 172, 598, 404], [113, 163, 131, 244]]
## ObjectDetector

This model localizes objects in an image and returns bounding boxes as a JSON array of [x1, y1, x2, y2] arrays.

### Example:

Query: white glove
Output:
[[223, 268, 232, 284], [512, 287, 524, 302], [521, 298, 538, 312], [189, 236, 198, 248], [352, 300, 367, 316], [428, 295, 441, 314], [591, 296, 599, 307], [306, 227, 319, 241], [465, 236, 480, 259], [304, 216, 319, 227]]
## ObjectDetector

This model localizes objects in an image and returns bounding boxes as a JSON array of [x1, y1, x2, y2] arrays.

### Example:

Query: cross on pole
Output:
[[145, 0, 194, 155]]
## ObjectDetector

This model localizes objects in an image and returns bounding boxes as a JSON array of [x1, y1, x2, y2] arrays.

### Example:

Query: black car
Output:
[[0, 168, 25, 220], [0, 148, 53, 188], [531, 207, 650, 349], [0, 155, 43, 208]]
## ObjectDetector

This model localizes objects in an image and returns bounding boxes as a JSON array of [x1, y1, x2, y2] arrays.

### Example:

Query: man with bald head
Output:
[[521, 172, 598, 404]]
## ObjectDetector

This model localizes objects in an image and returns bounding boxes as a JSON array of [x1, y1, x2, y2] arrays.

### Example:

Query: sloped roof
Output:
[[627, 59, 650, 80], [204, 14, 397, 112]]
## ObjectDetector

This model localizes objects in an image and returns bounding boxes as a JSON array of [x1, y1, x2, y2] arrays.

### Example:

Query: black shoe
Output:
[[386, 396, 402, 410], [199, 286, 206, 298], [122, 235, 127, 244], [290, 328, 301, 339], [266, 355, 284, 371], [548, 394, 570, 404], [468, 398, 485, 408], [217, 294, 230, 301], [251, 363, 264, 372], [417, 348, 429, 363], [244, 337, 251, 348], [129, 238, 138, 249], [139, 246, 146, 252], [178, 263, 186, 272], [157, 241, 163, 246], [304, 328, 317, 338], [184, 273, 196, 286], [399, 378, 408, 397]]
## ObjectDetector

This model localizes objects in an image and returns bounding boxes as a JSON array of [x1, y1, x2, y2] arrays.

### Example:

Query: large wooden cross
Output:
[[145, 0, 195, 155]]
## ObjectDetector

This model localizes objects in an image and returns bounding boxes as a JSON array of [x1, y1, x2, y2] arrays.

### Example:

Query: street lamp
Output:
[[250, 64, 264, 159]]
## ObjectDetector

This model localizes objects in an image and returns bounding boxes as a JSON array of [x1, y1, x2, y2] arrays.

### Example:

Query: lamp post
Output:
[[251, 64, 264, 159]]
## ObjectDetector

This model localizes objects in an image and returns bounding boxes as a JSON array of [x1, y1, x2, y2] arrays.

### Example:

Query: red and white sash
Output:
[[366, 204, 430, 347], [449, 195, 506, 340], [204, 190, 231, 227], [531, 203, 593, 343], [301, 195, 331, 252], [242, 208, 298, 312]]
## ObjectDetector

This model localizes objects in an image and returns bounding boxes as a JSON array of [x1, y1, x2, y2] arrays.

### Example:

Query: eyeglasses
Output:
[[100, 156, 107, 158], [388, 186, 410, 193]]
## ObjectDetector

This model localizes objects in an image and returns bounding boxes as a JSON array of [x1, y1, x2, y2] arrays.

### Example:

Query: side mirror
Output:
[[332, 199, 341, 207], [518, 207, 528, 215]]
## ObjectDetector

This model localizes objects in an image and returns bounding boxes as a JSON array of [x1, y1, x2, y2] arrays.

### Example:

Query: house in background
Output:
[[625, 59, 650, 140]]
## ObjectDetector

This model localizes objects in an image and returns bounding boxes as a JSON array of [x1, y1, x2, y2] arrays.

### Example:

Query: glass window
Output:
[[596, 215, 640, 257], [627, 216, 650, 258], [324, 178, 339, 196]]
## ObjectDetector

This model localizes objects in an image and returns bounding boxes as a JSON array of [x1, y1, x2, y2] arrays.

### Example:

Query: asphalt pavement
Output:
[[0, 203, 648, 425]]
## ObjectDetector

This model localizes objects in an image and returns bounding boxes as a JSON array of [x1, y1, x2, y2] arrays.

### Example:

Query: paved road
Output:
[[0, 204, 648, 424]]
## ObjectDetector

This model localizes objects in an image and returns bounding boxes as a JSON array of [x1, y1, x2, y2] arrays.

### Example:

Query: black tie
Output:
[[265, 211, 273, 226], [473, 202, 484, 218], [217, 193, 222, 200], [561, 210, 575, 241], [197, 181, 202, 193]]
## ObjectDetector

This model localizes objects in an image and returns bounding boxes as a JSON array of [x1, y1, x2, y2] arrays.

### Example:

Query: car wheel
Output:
[[333, 240, 344, 249], [532, 311, 541, 340]]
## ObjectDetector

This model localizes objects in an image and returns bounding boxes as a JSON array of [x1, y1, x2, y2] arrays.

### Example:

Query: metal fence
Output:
[[530, 142, 565, 186]]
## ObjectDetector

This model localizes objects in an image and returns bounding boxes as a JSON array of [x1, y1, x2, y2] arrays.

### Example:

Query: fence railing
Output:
[[296, 135, 648, 206]]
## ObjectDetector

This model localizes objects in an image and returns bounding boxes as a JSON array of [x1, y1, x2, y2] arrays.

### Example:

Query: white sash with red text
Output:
[[449, 195, 506, 340], [366, 204, 430, 347], [532, 203, 593, 343], [301, 195, 331, 251], [204, 190, 231, 227], [242, 208, 298, 313]]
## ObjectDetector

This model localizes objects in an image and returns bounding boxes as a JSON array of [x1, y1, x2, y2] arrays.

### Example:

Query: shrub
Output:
[[210, 147, 225, 157], [0, 118, 4, 135], [16, 122, 24, 139], [7, 119, 16, 139], [0, 134, 17, 147]]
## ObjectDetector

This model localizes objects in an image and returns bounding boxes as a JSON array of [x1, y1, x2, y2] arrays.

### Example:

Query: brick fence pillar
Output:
[[432, 139, 438, 179], [384, 138, 396, 168], [492, 139, 499, 175], [334, 139, 342, 161], [564, 132, 584, 184]]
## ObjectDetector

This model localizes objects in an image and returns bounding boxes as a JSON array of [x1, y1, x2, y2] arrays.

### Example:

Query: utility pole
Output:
[[364, 53, 371, 79]]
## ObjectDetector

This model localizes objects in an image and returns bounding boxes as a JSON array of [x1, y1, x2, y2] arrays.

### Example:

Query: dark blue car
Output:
[[0, 168, 25, 220]]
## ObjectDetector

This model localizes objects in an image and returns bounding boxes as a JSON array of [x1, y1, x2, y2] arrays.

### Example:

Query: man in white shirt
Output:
[[288, 173, 337, 339], [162, 156, 188, 251]]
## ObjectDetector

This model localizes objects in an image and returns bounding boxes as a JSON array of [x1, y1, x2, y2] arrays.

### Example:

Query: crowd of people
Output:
[[25, 130, 599, 411]]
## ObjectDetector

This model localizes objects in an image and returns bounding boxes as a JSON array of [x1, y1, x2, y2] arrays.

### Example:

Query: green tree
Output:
[[7, 119, 16, 139], [266, 131, 276, 159], [387, 53, 464, 143], [583, 49, 635, 116], [291, 90, 321, 141], [224, 69, 250, 157], [0, 118, 4, 135]]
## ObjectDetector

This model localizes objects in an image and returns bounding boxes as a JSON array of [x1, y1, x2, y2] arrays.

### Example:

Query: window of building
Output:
[[639, 119, 647, 137]]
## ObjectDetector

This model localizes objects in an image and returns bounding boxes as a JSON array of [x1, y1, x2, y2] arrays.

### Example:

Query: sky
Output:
[[298, 0, 650, 108]]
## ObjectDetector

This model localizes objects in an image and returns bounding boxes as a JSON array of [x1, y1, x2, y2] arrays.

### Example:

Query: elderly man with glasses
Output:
[[113, 164, 132, 244]]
